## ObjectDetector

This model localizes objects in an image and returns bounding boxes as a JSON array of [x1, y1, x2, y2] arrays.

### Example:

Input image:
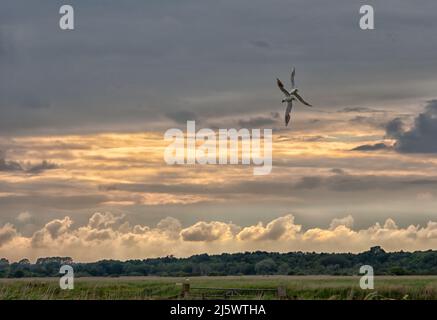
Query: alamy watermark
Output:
[[59, 265, 74, 290], [58, 4, 374, 31], [59, 5, 74, 30], [359, 265, 374, 290], [164, 121, 272, 175]]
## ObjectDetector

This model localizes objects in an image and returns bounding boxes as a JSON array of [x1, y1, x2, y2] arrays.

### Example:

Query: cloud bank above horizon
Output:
[[2, 212, 437, 262]]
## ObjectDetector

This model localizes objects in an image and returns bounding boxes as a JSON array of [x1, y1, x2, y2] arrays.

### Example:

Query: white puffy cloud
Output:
[[3, 213, 437, 262], [88, 212, 124, 229], [181, 221, 239, 242], [16, 212, 32, 223], [0, 223, 17, 247], [237, 215, 300, 241], [329, 215, 354, 230], [45, 217, 72, 239], [156, 217, 182, 239], [31, 217, 72, 248]]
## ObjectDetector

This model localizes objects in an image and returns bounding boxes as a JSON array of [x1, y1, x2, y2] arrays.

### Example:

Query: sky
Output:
[[1, 0, 437, 261]]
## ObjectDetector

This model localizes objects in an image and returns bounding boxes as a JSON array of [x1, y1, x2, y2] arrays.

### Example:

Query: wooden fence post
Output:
[[277, 286, 287, 299], [181, 283, 190, 298]]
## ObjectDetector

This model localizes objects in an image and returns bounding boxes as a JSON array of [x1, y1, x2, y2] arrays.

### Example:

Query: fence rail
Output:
[[179, 283, 287, 299]]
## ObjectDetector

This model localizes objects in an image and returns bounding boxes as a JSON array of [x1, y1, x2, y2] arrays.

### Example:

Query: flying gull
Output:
[[276, 68, 312, 126]]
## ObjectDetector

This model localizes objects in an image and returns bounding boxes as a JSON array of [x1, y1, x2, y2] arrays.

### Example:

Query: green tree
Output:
[[255, 258, 277, 275]]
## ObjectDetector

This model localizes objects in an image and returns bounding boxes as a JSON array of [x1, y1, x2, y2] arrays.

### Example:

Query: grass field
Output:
[[1, 276, 437, 300]]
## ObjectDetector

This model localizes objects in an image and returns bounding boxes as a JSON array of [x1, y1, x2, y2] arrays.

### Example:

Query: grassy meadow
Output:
[[1, 276, 437, 300]]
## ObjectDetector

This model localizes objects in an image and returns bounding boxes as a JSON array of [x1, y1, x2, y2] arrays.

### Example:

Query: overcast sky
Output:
[[1, 0, 437, 261], [2, 0, 437, 134]]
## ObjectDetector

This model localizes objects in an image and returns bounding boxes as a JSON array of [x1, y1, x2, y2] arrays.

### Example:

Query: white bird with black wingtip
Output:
[[276, 68, 312, 126]]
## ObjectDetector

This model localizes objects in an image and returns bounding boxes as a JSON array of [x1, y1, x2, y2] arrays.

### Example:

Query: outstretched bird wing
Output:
[[291, 68, 296, 89], [276, 78, 290, 96], [293, 91, 312, 106], [285, 100, 293, 126]]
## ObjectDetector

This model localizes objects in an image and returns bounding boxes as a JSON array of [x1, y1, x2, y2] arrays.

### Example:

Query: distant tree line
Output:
[[1, 247, 437, 278]]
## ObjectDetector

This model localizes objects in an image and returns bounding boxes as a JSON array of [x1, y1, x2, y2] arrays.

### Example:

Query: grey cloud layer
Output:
[[351, 143, 391, 152], [100, 173, 437, 196], [390, 101, 437, 153], [350, 100, 437, 154], [2, 0, 437, 134], [0, 151, 58, 173]]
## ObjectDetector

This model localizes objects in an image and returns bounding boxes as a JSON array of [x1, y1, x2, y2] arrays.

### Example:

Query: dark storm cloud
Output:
[[0, 194, 108, 211], [385, 117, 405, 139], [339, 107, 385, 113], [0, 150, 21, 171], [294, 174, 437, 192], [26, 160, 58, 174], [0, 151, 58, 173], [351, 143, 391, 152], [330, 168, 346, 175], [165, 110, 198, 124], [2, 0, 437, 134], [349, 115, 387, 128], [389, 101, 437, 153], [237, 112, 279, 128], [0, 158, 22, 172], [100, 172, 437, 197]]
